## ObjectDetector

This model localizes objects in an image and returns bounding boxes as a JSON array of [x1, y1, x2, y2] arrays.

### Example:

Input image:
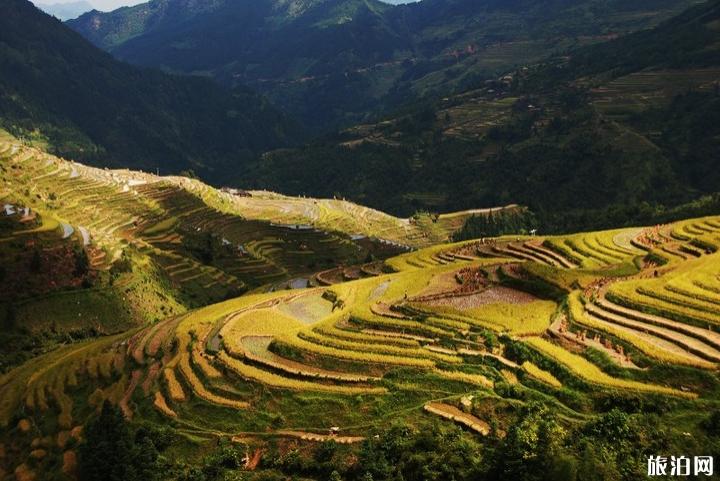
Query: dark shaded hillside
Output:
[[0, 0, 298, 179], [240, 0, 720, 232], [567, 0, 720, 74], [68, 0, 701, 131]]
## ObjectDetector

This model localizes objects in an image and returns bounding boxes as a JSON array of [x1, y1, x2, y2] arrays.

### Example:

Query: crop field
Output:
[[543, 229, 644, 269], [607, 253, 720, 329], [568, 292, 717, 368], [0, 134, 481, 309], [591, 68, 720, 121], [524, 337, 694, 397], [3, 132, 720, 478], [4, 213, 716, 451]]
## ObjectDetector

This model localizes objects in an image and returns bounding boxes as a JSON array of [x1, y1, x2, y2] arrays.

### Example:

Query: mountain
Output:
[[4, 127, 720, 480], [0, 0, 298, 181], [34, 0, 92, 19], [237, 0, 720, 231], [0, 128, 490, 371], [67, 0, 703, 131]]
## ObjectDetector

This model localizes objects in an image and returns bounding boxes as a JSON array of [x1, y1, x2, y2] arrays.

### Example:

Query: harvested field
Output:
[[424, 286, 538, 309], [277, 292, 334, 324]]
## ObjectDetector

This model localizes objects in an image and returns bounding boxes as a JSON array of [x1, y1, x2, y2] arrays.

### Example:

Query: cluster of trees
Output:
[[76, 401, 720, 481], [453, 209, 538, 241], [78, 402, 163, 481]]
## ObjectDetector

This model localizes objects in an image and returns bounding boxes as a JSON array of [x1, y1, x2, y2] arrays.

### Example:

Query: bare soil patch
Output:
[[425, 286, 538, 310]]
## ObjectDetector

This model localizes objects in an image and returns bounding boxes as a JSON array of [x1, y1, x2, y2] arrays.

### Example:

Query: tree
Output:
[[78, 402, 159, 481], [494, 403, 567, 481]]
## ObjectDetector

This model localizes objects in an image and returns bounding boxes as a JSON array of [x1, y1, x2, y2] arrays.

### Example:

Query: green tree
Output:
[[78, 401, 159, 481]]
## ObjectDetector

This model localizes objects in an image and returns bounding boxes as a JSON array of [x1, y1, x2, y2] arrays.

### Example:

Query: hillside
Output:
[[3, 135, 720, 478], [1, 1, 719, 479], [0, 129, 508, 372], [68, 0, 702, 130], [241, 0, 720, 227], [0, 0, 298, 182]]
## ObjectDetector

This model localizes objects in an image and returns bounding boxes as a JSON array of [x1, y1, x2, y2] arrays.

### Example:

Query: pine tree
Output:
[[78, 401, 159, 481]]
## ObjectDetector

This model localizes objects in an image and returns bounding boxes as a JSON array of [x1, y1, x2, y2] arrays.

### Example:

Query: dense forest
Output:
[[78, 402, 720, 481]]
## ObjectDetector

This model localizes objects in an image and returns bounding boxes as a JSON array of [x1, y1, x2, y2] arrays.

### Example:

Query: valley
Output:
[[0, 130, 494, 371], [1, 0, 720, 479], [68, 0, 704, 131], [1, 132, 720, 480]]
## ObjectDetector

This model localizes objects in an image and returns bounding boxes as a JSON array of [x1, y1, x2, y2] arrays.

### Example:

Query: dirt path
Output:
[[275, 430, 365, 444]]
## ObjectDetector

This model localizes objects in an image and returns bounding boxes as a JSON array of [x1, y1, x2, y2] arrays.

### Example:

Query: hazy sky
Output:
[[32, 0, 145, 12], [33, 0, 419, 13]]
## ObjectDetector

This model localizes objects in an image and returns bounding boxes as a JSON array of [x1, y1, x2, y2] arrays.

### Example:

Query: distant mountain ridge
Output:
[[68, 0, 702, 131]]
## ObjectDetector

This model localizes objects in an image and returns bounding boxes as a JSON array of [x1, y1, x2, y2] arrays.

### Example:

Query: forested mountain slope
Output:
[[241, 0, 720, 231], [0, 0, 298, 181], [68, 0, 702, 130]]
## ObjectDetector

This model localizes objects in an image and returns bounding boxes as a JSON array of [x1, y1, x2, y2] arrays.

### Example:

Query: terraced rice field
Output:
[[543, 229, 644, 268], [524, 337, 693, 398], [3, 130, 720, 468], [0, 136, 483, 310], [591, 69, 720, 121]]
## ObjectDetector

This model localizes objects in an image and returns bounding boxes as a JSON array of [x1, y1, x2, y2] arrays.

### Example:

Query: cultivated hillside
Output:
[[0, 129, 509, 371], [244, 0, 720, 225], [68, 0, 702, 130], [3, 156, 720, 477]]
